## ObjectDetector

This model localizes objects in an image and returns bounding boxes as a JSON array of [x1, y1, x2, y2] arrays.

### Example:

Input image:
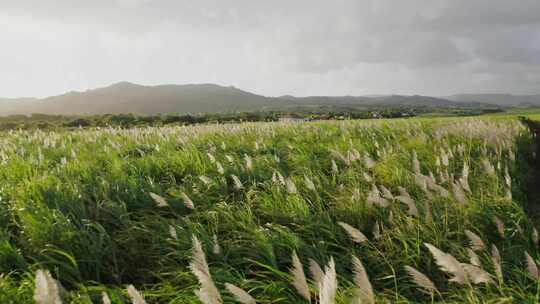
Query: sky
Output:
[[1, 0, 540, 98]]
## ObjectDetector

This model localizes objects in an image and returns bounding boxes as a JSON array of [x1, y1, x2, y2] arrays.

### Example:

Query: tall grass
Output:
[[0, 117, 538, 302]]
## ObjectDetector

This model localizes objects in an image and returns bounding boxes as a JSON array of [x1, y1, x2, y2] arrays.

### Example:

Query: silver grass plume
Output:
[[461, 264, 494, 285], [467, 249, 481, 267], [225, 283, 256, 304], [101, 292, 111, 304], [231, 175, 244, 190], [169, 225, 178, 240], [338, 222, 367, 243], [190, 235, 223, 304], [494, 217, 505, 238], [127, 285, 147, 304], [34, 269, 62, 304], [412, 150, 420, 174], [452, 182, 467, 205], [309, 259, 324, 286], [533, 228, 539, 247], [424, 243, 468, 285], [212, 234, 221, 255], [352, 255, 374, 304], [525, 251, 539, 280], [181, 192, 195, 209], [404, 265, 438, 295], [304, 175, 316, 191], [286, 177, 298, 194], [491, 245, 503, 282], [290, 251, 311, 302], [372, 221, 381, 240], [380, 185, 394, 200], [319, 258, 337, 304], [216, 162, 225, 175], [395, 196, 418, 217], [149, 192, 168, 207], [464, 230, 485, 251], [363, 153, 376, 169], [244, 154, 253, 171], [331, 159, 339, 174]]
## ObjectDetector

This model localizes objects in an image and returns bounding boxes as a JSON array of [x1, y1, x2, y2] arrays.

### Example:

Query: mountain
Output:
[[278, 94, 491, 109], [0, 82, 281, 115], [447, 94, 540, 106], [0, 82, 497, 116]]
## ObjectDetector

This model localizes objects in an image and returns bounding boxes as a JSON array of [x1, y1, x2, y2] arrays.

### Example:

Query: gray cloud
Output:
[[0, 0, 539, 97]]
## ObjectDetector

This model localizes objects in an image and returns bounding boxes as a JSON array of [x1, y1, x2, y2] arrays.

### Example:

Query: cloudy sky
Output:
[[1, 0, 540, 98]]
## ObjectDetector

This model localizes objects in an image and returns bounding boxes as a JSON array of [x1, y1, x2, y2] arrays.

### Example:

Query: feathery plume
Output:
[[244, 154, 253, 171], [482, 159, 496, 176], [461, 264, 494, 285], [225, 283, 256, 304], [309, 259, 324, 286], [352, 255, 374, 304], [424, 243, 468, 285], [231, 175, 244, 190], [304, 175, 316, 191], [286, 177, 298, 194], [338, 222, 367, 243], [525, 251, 539, 280], [101, 292, 111, 304], [181, 192, 195, 209], [372, 221, 381, 240], [149, 192, 168, 207], [319, 258, 337, 304], [404, 265, 438, 295], [212, 234, 221, 255], [380, 185, 393, 199], [216, 162, 225, 175], [363, 153, 376, 169], [494, 217, 505, 238], [464, 230, 485, 251], [396, 196, 418, 217], [290, 251, 311, 302], [467, 249, 481, 267], [169, 225, 178, 240], [533, 227, 539, 247], [412, 150, 420, 174], [34, 269, 62, 304], [331, 160, 339, 174], [491, 245, 503, 282], [127, 285, 147, 304], [452, 182, 467, 205], [190, 235, 223, 304]]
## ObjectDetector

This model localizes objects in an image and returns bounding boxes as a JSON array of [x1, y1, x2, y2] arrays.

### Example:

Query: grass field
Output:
[[1, 117, 540, 303]]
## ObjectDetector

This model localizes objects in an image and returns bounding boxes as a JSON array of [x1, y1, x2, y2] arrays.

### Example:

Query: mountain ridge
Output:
[[0, 82, 520, 116]]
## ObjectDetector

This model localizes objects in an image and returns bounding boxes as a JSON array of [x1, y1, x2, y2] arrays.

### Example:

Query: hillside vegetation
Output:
[[1, 117, 540, 303], [0, 82, 499, 116]]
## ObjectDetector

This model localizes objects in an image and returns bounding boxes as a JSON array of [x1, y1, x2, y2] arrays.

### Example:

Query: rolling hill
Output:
[[447, 94, 540, 106], [0, 82, 497, 115]]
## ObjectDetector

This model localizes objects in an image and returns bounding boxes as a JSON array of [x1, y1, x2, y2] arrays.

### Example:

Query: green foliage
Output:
[[0, 116, 538, 303]]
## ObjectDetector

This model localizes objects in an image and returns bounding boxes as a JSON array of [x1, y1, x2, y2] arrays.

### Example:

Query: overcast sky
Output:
[[1, 0, 540, 98]]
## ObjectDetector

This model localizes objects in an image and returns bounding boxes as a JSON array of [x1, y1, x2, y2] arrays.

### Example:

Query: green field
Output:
[[2, 116, 540, 303]]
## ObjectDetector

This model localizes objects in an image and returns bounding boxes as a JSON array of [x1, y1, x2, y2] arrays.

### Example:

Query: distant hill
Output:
[[0, 82, 498, 115], [447, 94, 540, 106]]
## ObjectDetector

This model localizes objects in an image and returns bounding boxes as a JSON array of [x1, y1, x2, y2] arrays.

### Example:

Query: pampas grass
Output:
[[181, 192, 195, 209], [404, 265, 438, 295], [352, 255, 374, 304], [424, 243, 468, 285], [338, 222, 367, 243], [102, 292, 111, 304], [319, 258, 337, 304], [309, 258, 324, 286], [465, 230, 485, 251], [34, 269, 62, 304], [290, 250, 311, 302], [225, 283, 257, 304], [525, 251, 539, 280], [491, 245, 503, 282], [127, 285, 147, 304], [190, 235, 223, 304], [149, 192, 168, 207]]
